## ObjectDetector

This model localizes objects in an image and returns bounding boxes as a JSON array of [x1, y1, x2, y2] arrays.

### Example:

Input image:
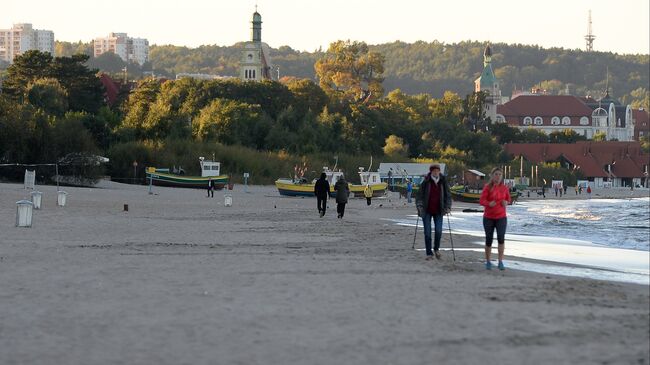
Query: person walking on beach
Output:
[[364, 184, 373, 206], [479, 167, 511, 270], [575, 185, 578, 195], [586, 185, 592, 199], [416, 164, 452, 260], [406, 179, 413, 203], [334, 175, 350, 219], [207, 178, 214, 198], [314, 173, 330, 217]]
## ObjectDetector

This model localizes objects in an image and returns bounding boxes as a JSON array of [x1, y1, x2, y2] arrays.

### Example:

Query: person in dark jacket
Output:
[[415, 164, 452, 260], [207, 178, 214, 198], [314, 172, 330, 217], [334, 176, 350, 219]]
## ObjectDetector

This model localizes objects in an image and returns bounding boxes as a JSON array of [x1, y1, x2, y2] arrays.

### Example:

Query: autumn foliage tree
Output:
[[315, 40, 385, 103]]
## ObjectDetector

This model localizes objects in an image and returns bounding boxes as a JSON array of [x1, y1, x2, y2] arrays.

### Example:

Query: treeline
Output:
[[48, 40, 649, 109], [1, 45, 600, 186]]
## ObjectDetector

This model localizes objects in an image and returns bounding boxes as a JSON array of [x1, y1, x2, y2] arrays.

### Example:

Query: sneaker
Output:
[[320, 212, 324, 218], [434, 251, 442, 260], [498, 261, 505, 271], [485, 261, 492, 270], [425, 255, 433, 261]]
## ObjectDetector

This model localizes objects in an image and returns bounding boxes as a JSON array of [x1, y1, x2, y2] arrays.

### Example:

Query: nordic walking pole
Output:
[[411, 214, 420, 250], [446, 213, 456, 261]]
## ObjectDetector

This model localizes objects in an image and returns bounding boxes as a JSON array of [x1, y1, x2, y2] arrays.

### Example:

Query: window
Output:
[[534, 117, 543, 125], [562, 117, 571, 125], [551, 117, 560, 125], [580, 117, 589, 125], [523, 117, 532, 125]]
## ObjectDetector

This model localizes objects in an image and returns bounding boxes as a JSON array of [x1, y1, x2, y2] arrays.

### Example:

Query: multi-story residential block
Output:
[[0, 23, 55, 63], [93, 32, 149, 65]]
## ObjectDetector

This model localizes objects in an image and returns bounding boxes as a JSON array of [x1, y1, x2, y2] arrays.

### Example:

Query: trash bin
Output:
[[31, 191, 43, 209], [224, 194, 232, 207], [16, 200, 34, 227], [57, 190, 68, 207]]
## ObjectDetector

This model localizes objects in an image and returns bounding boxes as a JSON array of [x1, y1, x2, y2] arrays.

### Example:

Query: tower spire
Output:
[[585, 10, 596, 52]]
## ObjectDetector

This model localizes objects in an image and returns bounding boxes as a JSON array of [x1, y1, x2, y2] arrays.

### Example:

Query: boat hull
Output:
[[146, 172, 229, 189], [275, 180, 387, 198]]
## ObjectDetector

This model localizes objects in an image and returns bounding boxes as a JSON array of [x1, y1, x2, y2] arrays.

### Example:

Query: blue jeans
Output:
[[407, 191, 412, 203], [422, 212, 443, 256]]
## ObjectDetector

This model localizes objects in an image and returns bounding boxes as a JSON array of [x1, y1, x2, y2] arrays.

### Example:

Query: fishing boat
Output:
[[450, 185, 482, 203], [351, 167, 388, 197], [275, 158, 387, 198], [450, 185, 520, 204], [146, 157, 229, 189]]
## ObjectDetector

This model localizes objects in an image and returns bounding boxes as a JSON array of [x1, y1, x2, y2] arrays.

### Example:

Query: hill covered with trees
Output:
[[49, 40, 649, 110]]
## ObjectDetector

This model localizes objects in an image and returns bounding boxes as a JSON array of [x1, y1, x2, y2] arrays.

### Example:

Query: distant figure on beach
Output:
[[406, 179, 413, 203], [364, 184, 373, 206], [314, 173, 330, 217], [579, 186, 583, 194], [587, 185, 592, 199], [479, 167, 511, 270], [564, 185, 568, 195], [416, 164, 452, 260], [575, 185, 578, 195], [334, 175, 350, 219], [207, 178, 214, 198]]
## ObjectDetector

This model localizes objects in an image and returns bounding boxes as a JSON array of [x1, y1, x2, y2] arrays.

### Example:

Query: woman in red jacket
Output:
[[479, 167, 511, 270]]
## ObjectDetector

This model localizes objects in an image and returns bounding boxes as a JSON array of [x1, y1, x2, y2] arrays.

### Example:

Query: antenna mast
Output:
[[585, 10, 596, 52]]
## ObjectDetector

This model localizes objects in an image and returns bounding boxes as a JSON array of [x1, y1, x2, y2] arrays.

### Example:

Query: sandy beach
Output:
[[0, 181, 648, 365]]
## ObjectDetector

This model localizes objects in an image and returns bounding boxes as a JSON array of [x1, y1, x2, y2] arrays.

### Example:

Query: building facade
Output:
[[93, 32, 149, 65], [0, 23, 55, 63], [495, 94, 635, 141], [239, 9, 272, 81]]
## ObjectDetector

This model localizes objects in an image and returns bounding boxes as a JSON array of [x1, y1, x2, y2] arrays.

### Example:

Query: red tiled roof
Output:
[[99, 73, 120, 106], [503, 141, 649, 178], [497, 95, 593, 117]]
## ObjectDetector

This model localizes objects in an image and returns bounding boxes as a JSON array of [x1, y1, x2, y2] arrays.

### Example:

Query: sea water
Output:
[[390, 197, 650, 284], [457, 197, 650, 251]]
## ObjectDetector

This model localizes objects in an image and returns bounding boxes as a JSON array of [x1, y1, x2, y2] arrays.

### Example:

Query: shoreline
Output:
[[1, 181, 648, 364]]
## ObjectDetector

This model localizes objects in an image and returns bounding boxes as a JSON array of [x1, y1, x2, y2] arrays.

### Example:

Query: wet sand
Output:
[[0, 182, 648, 365]]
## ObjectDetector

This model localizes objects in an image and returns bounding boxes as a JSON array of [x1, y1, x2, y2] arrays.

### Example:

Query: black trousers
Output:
[[337, 203, 346, 217], [317, 197, 327, 214], [366, 197, 371, 205], [483, 217, 507, 247], [207, 188, 213, 197]]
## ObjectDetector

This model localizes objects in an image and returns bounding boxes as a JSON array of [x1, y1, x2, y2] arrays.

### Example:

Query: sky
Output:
[[3, 0, 649, 54]]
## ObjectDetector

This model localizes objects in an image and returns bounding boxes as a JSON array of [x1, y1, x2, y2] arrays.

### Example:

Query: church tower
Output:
[[240, 8, 272, 81], [474, 44, 503, 122]]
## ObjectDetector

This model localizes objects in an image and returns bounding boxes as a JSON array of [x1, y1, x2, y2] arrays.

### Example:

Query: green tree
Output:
[[548, 129, 587, 143], [193, 98, 266, 148], [1, 50, 53, 100], [284, 78, 329, 114], [49, 54, 105, 113], [26, 78, 68, 116]]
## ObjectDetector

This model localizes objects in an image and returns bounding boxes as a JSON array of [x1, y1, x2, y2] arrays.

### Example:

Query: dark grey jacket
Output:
[[334, 179, 350, 204], [416, 173, 452, 216]]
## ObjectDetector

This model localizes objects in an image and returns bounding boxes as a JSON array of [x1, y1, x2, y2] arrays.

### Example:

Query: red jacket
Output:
[[479, 183, 511, 219]]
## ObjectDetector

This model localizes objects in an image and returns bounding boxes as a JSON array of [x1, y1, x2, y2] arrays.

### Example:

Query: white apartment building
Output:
[[93, 32, 149, 66], [0, 23, 55, 63]]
